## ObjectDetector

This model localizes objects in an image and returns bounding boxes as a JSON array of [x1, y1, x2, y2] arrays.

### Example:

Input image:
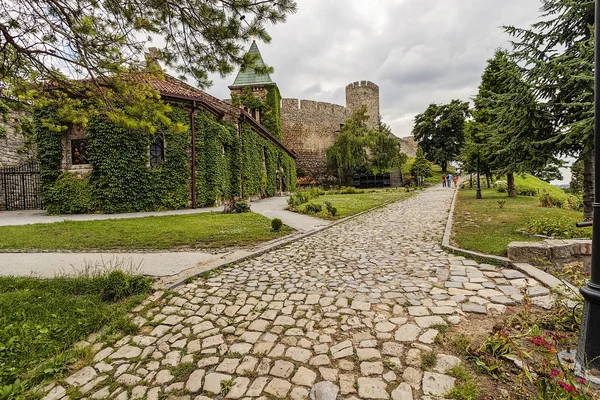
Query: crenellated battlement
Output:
[[281, 98, 349, 115], [345, 80, 379, 92]]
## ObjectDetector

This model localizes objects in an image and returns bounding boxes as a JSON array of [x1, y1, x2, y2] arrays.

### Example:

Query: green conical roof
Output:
[[230, 41, 274, 87]]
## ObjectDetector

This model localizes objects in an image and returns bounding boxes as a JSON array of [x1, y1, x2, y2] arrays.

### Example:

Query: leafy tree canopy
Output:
[[0, 0, 297, 129], [327, 106, 406, 184], [412, 99, 470, 172]]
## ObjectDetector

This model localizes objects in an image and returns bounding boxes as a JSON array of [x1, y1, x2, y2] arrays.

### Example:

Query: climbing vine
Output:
[[35, 100, 295, 214], [232, 86, 282, 139]]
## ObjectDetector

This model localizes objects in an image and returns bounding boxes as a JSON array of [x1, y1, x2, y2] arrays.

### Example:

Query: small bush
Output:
[[524, 216, 591, 239], [303, 203, 323, 214], [102, 270, 152, 302], [494, 180, 507, 193], [339, 186, 361, 195], [271, 218, 283, 231], [539, 191, 564, 208], [497, 200, 506, 209], [44, 173, 93, 215], [287, 188, 323, 209], [324, 201, 337, 216], [515, 185, 538, 196], [235, 201, 250, 213]]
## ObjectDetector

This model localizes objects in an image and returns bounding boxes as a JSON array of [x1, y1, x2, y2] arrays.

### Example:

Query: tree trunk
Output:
[[469, 173, 473, 188], [583, 149, 594, 221], [507, 172, 516, 198], [486, 174, 492, 188], [441, 160, 447, 173]]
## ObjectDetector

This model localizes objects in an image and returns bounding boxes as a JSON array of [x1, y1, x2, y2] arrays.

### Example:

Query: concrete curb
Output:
[[441, 187, 577, 292], [160, 193, 415, 289]]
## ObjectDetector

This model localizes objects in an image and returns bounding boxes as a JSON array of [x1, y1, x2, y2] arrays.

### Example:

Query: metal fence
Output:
[[352, 173, 391, 189], [0, 162, 42, 211]]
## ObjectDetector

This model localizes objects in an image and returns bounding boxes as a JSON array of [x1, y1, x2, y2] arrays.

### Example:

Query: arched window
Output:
[[150, 135, 164, 168]]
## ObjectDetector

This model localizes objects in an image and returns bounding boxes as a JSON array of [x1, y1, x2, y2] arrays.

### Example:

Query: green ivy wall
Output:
[[35, 103, 295, 214]]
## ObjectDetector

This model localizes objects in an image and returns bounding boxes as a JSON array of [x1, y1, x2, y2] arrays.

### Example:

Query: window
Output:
[[71, 139, 89, 165], [150, 135, 164, 168]]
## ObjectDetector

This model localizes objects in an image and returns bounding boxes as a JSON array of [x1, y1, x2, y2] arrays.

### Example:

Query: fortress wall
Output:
[[281, 98, 351, 178]]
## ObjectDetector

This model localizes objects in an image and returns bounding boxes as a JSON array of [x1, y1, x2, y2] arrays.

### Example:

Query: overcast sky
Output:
[[204, 0, 543, 139]]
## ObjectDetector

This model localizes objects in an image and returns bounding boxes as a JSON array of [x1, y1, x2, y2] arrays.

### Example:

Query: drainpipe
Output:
[[190, 101, 197, 208]]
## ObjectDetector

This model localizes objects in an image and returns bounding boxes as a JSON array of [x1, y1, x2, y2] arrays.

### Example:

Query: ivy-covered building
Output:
[[35, 73, 296, 214]]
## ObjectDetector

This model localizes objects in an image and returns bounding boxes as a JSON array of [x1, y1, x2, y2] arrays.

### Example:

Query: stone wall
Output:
[[507, 239, 592, 273], [400, 136, 418, 158], [0, 110, 35, 167], [280, 98, 351, 178], [345, 81, 380, 130]]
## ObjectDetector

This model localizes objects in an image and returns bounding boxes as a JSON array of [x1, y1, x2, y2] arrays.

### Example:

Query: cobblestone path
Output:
[[45, 186, 555, 400]]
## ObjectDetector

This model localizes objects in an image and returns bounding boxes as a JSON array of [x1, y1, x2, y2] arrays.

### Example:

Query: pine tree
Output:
[[504, 0, 593, 217]]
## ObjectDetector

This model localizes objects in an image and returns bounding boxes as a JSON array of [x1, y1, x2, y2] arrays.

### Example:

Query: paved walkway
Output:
[[0, 197, 328, 278], [43, 185, 555, 400]]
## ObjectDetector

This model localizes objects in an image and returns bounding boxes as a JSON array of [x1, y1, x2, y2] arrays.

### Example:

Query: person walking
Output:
[[452, 175, 458, 188], [442, 174, 447, 187], [447, 173, 453, 188]]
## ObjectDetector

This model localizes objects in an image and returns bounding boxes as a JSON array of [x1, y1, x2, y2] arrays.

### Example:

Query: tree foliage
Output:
[[504, 0, 593, 215], [0, 0, 297, 131], [410, 147, 433, 184], [412, 99, 470, 172], [326, 106, 405, 184]]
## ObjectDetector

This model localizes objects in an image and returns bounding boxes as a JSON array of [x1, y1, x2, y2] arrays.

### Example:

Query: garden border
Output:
[[442, 186, 576, 292], [160, 193, 414, 289]]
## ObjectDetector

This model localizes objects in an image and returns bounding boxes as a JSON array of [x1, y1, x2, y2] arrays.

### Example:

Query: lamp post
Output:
[[476, 156, 482, 200], [575, 0, 600, 374]]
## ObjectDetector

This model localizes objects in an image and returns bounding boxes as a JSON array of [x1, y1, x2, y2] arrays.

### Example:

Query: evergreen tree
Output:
[[504, 0, 593, 217], [485, 58, 559, 197], [410, 147, 433, 185], [412, 100, 470, 172]]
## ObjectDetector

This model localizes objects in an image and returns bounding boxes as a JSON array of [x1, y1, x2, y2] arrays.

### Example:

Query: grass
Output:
[[452, 176, 586, 256], [403, 157, 456, 185], [296, 188, 414, 220], [0, 273, 151, 395], [0, 212, 291, 251]]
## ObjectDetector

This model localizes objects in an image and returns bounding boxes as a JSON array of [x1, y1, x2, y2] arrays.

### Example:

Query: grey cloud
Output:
[[203, 0, 542, 137]]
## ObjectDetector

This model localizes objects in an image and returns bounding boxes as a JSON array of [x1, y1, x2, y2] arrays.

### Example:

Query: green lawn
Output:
[[0, 212, 291, 251], [452, 186, 586, 256], [0, 273, 151, 396], [403, 157, 455, 184], [296, 188, 414, 220]]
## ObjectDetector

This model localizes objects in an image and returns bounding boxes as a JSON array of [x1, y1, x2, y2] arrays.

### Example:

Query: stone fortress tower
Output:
[[229, 42, 385, 180], [345, 80, 380, 130]]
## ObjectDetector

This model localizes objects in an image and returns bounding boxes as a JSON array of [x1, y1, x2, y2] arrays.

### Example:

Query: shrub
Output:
[[497, 200, 506, 209], [515, 186, 538, 196], [495, 180, 508, 193], [102, 270, 153, 302], [234, 201, 251, 213], [303, 203, 323, 214], [339, 186, 360, 194], [271, 218, 283, 231], [565, 194, 583, 211], [524, 216, 591, 239], [287, 188, 323, 209], [44, 173, 93, 215], [324, 201, 337, 216], [539, 191, 564, 208]]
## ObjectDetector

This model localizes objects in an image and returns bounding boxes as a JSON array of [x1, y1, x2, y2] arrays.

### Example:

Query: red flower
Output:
[[550, 369, 561, 377], [558, 381, 577, 393], [579, 378, 586, 384]]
